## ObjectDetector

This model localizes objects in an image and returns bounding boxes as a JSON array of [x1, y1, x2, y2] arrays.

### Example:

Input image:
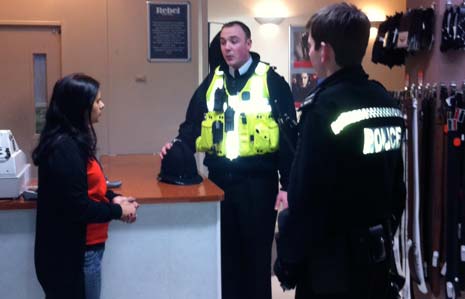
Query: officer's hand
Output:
[[273, 257, 299, 291], [274, 190, 288, 211], [159, 142, 173, 159]]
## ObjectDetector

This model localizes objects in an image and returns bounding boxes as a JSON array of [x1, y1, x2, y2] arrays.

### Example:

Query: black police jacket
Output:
[[176, 52, 297, 190], [277, 66, 406, 293]]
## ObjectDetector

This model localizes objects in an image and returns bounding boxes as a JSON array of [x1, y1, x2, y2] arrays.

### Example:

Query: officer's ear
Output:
[[320, 42, 334, 64], [246, 38, 252, 50]]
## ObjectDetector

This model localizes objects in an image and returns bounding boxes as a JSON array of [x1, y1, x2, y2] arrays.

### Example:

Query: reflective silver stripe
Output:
[[331, 107, 403, 135]]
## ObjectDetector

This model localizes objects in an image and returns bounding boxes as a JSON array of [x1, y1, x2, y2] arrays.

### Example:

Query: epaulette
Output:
[[255, 62, 268, 75], [215, 66, 224, 76], [298, 86, 323, 111], [370, 79, 388, 92]]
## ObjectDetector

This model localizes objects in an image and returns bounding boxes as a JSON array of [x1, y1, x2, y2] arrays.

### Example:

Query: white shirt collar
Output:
[[229, 56, 253, 78]]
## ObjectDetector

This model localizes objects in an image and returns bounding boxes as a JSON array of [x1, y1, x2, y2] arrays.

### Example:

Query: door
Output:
[[0, 24, 61, 173]]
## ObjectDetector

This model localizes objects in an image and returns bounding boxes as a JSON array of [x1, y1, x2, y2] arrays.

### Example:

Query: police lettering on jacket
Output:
[[330, 107, 403, 155]]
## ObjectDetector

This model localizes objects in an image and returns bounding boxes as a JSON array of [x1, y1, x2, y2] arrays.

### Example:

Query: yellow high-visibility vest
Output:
[[196, 63, 279, 160]]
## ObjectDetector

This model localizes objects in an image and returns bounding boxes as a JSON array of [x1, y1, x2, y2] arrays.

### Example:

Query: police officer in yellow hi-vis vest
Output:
[[160, 21, 297, 299]]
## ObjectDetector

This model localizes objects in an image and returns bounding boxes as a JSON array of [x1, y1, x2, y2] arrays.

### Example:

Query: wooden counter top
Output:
[[0, 154, 223, 210], [100, 154, 223, 204], [0, 197, 37, 210]]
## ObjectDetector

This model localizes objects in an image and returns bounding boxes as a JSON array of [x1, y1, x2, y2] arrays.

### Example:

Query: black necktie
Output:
[[234, 69, 240, 78]]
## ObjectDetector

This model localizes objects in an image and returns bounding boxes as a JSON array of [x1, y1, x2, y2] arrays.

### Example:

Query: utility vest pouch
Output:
[[253, 118, 271, 154], [252, 113, 279, 154], [196, 113, 215, 152], [264, 116, 279, 151]]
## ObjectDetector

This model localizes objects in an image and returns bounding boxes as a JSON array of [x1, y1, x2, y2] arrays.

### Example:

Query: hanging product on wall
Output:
[[425, 83, 445, 298], [393, 80, 465, 299], [440, 2, 455, 51], [372, 12, 406, 68], [407, 8, 435, 53], [410, 84, 429, 294], [441, 1, 465, 52], [443, 83, 464, 299], [372, 7, 435, 68], [459, 3, 465, 49]]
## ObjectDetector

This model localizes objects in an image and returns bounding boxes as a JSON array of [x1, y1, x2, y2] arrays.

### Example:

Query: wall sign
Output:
[[147, 1, 191, 62]]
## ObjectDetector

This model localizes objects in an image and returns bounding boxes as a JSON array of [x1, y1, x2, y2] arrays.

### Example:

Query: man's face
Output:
[[301, 73, 309, 87], [220, 24, 251, 69], [307, 33, 324, 78]]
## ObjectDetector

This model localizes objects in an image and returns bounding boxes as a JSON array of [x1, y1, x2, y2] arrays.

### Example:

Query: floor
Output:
[[272, 275, 296, 299], [271, 234, 296, 299]]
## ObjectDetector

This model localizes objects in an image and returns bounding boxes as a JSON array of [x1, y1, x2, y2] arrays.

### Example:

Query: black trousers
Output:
[[209, 170, 278, 299], [295, 260, 390, 299]]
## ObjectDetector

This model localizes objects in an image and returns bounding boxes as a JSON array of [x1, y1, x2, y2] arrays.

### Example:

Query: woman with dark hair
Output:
[[33, 73, 138, 299]]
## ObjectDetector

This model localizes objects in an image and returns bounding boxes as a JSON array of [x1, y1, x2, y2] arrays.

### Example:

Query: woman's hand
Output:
[[117, 196, 140, 223]]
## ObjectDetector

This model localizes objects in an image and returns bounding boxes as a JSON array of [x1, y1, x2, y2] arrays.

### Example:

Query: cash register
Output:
[[0, 130, 31, 198]]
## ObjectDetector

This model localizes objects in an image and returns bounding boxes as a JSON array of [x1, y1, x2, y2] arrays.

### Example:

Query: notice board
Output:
[[147, 1, 191, 62]]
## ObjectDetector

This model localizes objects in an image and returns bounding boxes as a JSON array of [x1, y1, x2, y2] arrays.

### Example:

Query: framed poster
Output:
[[289, 25, 317, 107], [147, 1, 191, 62]]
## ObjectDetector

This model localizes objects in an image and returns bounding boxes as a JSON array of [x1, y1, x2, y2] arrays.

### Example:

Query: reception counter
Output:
[[0, 154, 224, 299]]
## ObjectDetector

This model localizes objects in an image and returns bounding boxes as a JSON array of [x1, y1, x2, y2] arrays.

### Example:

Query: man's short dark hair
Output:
[[306, 2, 370, 67], [221, 21, 251, 40]]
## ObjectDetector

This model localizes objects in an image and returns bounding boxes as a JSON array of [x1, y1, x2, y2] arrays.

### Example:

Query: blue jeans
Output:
[[84, 246, 105, 299]]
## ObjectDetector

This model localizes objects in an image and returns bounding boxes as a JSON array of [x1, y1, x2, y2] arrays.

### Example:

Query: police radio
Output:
[[214, 88, 226, 112], [224, 106, 235, 132], [272, 99, 297, 154], [212, 121, 223, 144]]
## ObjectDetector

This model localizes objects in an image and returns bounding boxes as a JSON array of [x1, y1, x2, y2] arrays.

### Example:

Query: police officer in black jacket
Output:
[[160, 21, 297, 299], [273, 3, 406, 299]]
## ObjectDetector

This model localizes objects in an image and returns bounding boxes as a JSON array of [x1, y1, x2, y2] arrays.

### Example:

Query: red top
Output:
[[86, 159, 110, 245]]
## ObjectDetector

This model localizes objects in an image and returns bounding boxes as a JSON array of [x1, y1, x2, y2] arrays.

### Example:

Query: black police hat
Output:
[[158, 141, 203, 185]]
